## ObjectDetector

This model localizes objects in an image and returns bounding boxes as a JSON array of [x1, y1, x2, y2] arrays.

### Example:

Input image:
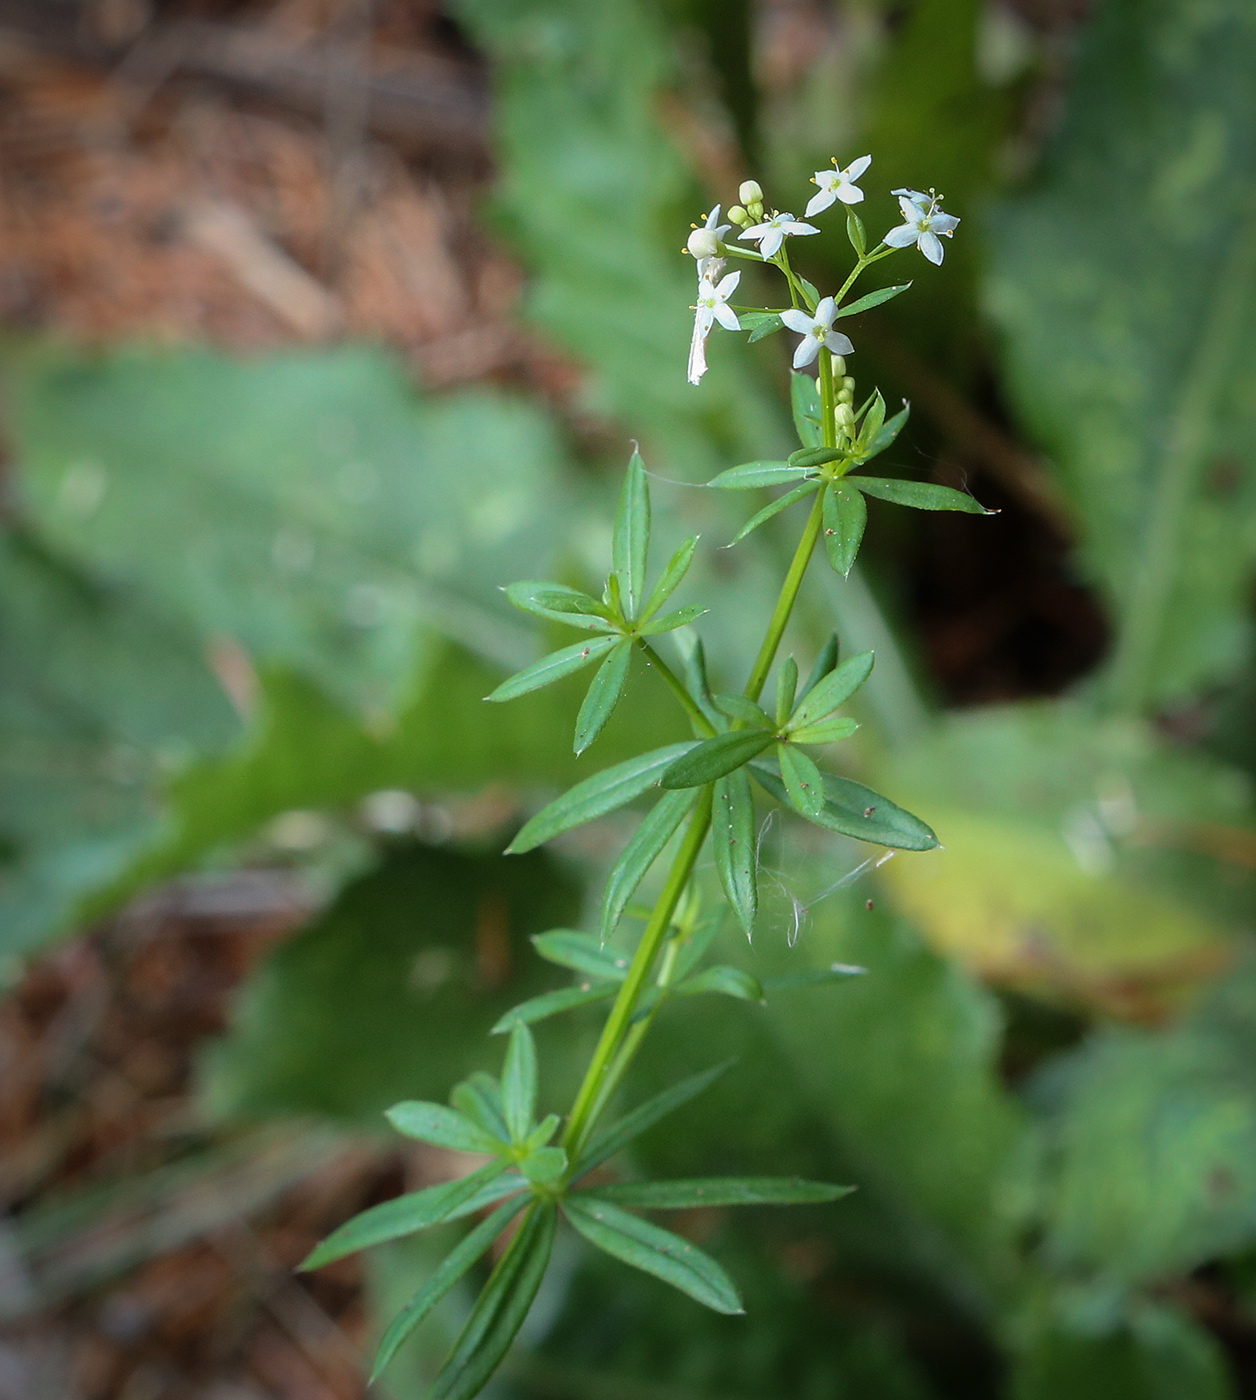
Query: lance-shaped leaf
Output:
[[369, 1195, 529, 1384], [675, 633, 718, 721], [563, 1197, 743, 1315], [788, 651, 874, 731], [301, 1158, 516, 1270], [639, 604, 708, 636], [857, 404, 910, 461], [503, 581, 615, 632], [673, 965, 764, 1003], [486, 634, 618, 703], [712, 769, 756, 937], [774, 658, 798, 728], [385, 1102, 504, 1153], [430, 1203, 556, 1400], [750, 764, 938, 850], [739, 310, 784, 342], [858, 389, 887, 448], [585, 1177, 853, 1209], [575, 1061, 734, 1176], [660, 730, 775, 789], [502, 1023, 538, 1142], [823, 482, 867, 577], [854, 476, 992, 513], [729, 480, 819, 546], [787, 716, 859, 745], [791, 371, 823, 448], [506, 742, 694, 853], [778, 743, 826, 819], [846, 209, 866, 256], [613, 448, 651, 616], [492, 984, 615, 1035], [835, 282, 912, 318], [601, 788, 698, 940], [533, 929, 630, 981], [708, 460, 810, 490], [574, 639, 632, 755], [788, 445, 846, 469], [640, 535, 698, 621], [451, 1073, 510, 1143], [800, 634, 838, 701], [713, 694, 771, 727]]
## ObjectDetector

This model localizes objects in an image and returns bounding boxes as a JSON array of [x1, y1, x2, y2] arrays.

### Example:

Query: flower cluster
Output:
[[685, 160, 958, 385]]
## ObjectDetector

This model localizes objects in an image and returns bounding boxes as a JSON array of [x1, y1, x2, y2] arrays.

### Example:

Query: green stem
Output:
[[636, 640, 715, 737], [742, 489, 826, 703], [560, 788, 714, 1159]]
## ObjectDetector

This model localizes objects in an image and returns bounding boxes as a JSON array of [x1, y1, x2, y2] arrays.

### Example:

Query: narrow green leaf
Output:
[[859, 389, 887, 447], [798, 276, 820, 308], [614, 448, 651, 615], [660, 730, 775, 789], [854, 476, 993, 513], [369, 1196, 528, 1383], [430, 1203, 556, 1400], [788, 651, 874, 730], [385, 1102, 503, 1154], [738, 309, 783, 335], [799, 634, 838, 701], [845, 209, 866, 256], [638, 604, 708, 636], [675, 632, 717, 720], [520, 1146, 568, 1186], [750, 764, 938, 851], [503, 581, 615, 632], [791, 371, 823, 448], [574, 639, 632, 755], [523, 1114, 560, 1151], [822, 482, 867, 577], [506, 742, 694, 853], [532, 929, 630, 981], [486, 635, 618, 703], [860, 404, 909, 460], [640, 535, 698, 621], [746, 313, 784, 343], [712, 693, 772, 726], [586, 1177, 853, 1209], [674, 965, 763, 1002], [300, 1158, 513, 1270], [451, 1073, 510, 1143], [788, 446, 845, 469], [601, 788, 698, 940], [490, 984, 616, 1034], [787, 716, 859, 745], [712, 769, 756, 938], [836, 283, 911, 318], [762, 963, 866, 990], [774, 658, 798, 728], [708, 460, 809, 490], [502, 1024, 537, 1143], [778, 743, 826, 819], [576, 1061, 734, 1176], [730, 481, 820, 546], [563, 1197, 743, 1315]]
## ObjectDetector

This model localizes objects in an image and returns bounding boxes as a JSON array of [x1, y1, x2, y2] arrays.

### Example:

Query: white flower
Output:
[[805, 155, 872, 217], [780, 297, 854, 370], [884, 189, 960, 265], [739, 211, 818, 260], [688, 204, 731, 280], [687, 270, 741, 385]]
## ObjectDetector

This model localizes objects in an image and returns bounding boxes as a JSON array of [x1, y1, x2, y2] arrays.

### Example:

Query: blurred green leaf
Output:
[[614, 448, 651, 616], [576, 1062, 733, 1176], [532, 930, 629, 983], [708, 461, 810, 490], [587, 1177, 852, 1209], [490, 984, 616, 1035], [487, 635, 618, 704], [729, 480, 820, 546], [502, 1023, 539, 1142], [385, 1103, 503, 1154], [673, 966, 763, 1004], [988, 0, 1256, 707], [712, 769, 757, 938], [853, 477, 991, 514]]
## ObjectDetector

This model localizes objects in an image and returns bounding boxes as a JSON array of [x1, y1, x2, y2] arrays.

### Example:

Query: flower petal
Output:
[[805, 188, 836, 218], [896, 195, 922, 221], [780, 308, 814, 334], [919, 232, 944, 265], [823, 330, 855, 356], [883, 223, 919, 248], [892, 187, 928, 203], [930, 213, 960, 234], [714, 303, 741, 331], [837, 185, 865, 205], [759, 230, 784, 258], [739, 224, 770, 242], [715, 270, 741, 298], [782, 221, 820, 236], [814, 296, 837, 327], [704, 205, 722, 229], [846, 155, 872, 180], [792, 338, 820, 369], [687, 319, 709, 385]]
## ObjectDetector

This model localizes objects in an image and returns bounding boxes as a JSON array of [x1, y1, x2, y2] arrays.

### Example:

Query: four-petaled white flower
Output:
[[687, 270, 742, 385], [688, 204, 731, 280], [884, 189, 960, 265], [780, 297, 854, 370], [805, 155, 872, 218], [739, 211, 818, 260]]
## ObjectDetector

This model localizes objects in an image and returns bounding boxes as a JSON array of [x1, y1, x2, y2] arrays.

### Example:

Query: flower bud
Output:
[[747, 200, 764, 221], [727, 205, 751, 228], [842, 376, 856, 393], [687, 227, 721, 260], [836, 402, 856, 429], [738, 179, 763, 207], [829, 354, 846, 377], [839, 385, 855, 404]]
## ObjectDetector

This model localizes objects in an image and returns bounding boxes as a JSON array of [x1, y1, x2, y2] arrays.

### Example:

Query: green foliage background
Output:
[[4, 0, 1256, 1396]]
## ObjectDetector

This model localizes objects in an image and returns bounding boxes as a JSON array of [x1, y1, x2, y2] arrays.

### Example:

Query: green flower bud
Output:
[[687, 227, 721, 260], [738, 179, 763, 206], [836, 402, 856, 429], [842, 376, 856, 393], [829, 354, 846, 377], [747, 200, 764, 221], [727, 205, 751, 228]]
